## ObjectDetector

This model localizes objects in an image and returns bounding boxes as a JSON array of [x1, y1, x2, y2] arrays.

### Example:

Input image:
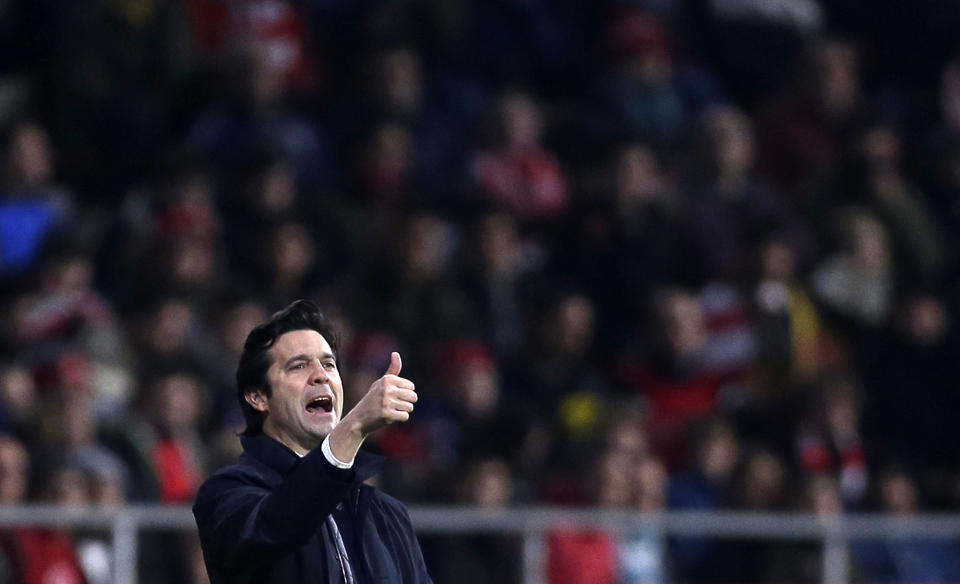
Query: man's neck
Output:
[[263, 429, 312, 457]]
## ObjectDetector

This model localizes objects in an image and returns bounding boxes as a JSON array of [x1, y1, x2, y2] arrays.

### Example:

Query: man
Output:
[[193, 299, 432, 583]]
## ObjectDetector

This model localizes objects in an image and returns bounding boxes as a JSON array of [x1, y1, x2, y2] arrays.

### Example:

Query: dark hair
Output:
[[236, 299, 339, 435]]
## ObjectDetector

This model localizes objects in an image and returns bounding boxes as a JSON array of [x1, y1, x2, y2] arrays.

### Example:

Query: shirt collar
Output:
[[240, 433, 385, 482]]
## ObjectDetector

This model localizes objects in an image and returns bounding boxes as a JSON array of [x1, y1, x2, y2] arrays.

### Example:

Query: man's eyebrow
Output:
[[284, 354, 311, 367], [284, 352, 336, 366]]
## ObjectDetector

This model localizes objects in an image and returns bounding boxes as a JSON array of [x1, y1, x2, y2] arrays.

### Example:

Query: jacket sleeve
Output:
[[193, 448, 354, 581]]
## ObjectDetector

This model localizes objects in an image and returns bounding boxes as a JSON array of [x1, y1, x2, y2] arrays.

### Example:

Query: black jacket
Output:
[[193, 433, 433, 584]]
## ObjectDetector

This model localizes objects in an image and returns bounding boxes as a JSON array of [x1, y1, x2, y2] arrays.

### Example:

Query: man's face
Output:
[[250, 329, 343, 454]]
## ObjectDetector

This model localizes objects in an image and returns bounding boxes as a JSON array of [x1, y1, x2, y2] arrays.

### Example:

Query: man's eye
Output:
[[291, 363, 305, 370], [323, 362, 336, 369]]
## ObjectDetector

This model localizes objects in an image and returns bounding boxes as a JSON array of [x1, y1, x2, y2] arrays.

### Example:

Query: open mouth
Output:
[[305, 396, 333, 413]]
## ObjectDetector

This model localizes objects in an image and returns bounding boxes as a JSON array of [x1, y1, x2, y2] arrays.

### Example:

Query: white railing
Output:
[[1, 505, 959, 584]]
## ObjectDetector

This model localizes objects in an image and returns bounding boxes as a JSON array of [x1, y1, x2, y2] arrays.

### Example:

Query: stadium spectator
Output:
[[617, 288, 721, 463], [562, 142, 682, 351], [619, 456, 671, 584], [668, 417, 741, 582], [853, 467, 960, 582], [460, 209, 543, 357], [597, 8, 708, 152], [857, 291, 960, 480], [757, 37, 862, 193], [795, 372, 869, 506], [0, 363, 37, 437], [0, 119, 75, 275], [187, 45, 334, 186], [31, 389, 130, 503], [751, 235, 824, 390], [471, 90, 569, 219], [680, 104, 814, 285], [546, 449, 625, 584], [423, 458, 520, 584], [811, 208, 895, 329], [847, 121, 945, 281], [0, 435, 88, 584], [765, 474, 845, 584]]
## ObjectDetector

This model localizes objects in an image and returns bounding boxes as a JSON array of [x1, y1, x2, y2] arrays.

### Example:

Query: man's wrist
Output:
[[321, 434, 354, 469]]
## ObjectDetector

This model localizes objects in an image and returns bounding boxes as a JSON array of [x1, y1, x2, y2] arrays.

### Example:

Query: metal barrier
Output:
[[1, 505, 960, 584]]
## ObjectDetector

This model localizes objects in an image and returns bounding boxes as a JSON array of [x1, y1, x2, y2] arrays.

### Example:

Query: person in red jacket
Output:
[[0, 435, 89, 584]]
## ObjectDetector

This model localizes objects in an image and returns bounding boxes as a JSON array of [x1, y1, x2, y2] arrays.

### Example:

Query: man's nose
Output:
[[311, 362, 329, 384]]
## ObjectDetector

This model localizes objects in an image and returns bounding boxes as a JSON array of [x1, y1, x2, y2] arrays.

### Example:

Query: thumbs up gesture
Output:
[[342, 352, 418, 438]]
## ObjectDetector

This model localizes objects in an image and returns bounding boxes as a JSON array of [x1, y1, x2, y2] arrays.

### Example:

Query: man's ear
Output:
[[245, 389, 270, 413]]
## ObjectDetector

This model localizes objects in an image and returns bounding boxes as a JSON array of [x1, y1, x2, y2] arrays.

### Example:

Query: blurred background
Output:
[[2, 0, 960, 583]]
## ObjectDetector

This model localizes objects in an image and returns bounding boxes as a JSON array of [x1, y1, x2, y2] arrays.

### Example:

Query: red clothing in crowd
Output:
[[1, 529, 88, 584], [548, 530, 618, 584], [154, 438, 203, 504], [472, 148, 569, 219]]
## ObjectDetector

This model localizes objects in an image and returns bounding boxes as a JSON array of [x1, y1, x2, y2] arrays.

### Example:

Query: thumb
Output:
[[385, 351, 402, 376]]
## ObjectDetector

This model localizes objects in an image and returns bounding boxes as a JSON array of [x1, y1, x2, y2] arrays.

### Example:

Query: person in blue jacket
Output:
[[193, 299, 432, 583]]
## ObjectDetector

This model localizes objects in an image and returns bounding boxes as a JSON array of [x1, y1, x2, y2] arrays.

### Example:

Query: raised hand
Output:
[[329, 352, 418, 462], [356, 352, 418, 433]]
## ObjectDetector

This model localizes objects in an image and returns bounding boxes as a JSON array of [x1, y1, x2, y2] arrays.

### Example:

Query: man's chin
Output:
[[310, 419, 338, 439]]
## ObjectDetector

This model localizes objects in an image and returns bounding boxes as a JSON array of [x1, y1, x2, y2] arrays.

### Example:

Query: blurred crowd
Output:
[[2, 0, 960, 582]]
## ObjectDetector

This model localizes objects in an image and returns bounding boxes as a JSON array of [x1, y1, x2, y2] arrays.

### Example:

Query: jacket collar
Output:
[[240, 432, 385, 482]]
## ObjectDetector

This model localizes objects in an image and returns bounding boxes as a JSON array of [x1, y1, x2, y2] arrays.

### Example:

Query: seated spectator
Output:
[[187, 44, 334, 186], [38, 462, 115, 584], [811, 208, 895, 329], [617, 288, 722, 463], [0, 435, 88, 584], [713, 447, 791, 583], [104, 370, 208, 503], [848, 121, 945, 281], [343, 46, 469, 208], [131, 296, 213, 384], [0, 119, 75, 275], [679, 104, 814, 285], [149, 212, 226, 312], [547, 449, 627, 584], [756, 37, 862, 193], [795, 372, 869, 506], [751, 235, 824, 390], [853, 467, 960, 583], [203, 296, 268, 435], [858, 291, 960, 480], [514, 291, 602, 413], [619, 456, 672, 584], [0, 435, 28, 507], [185, 0, 319, 92], [370, 212, 474, 366], [354, 121, 416, 207], [13, 250, 122, 365], [561, 143, 682, 351], [460, 209, 547, 357], [596, 8, 720, 152], [766, 474, 845, 584], [0, 363, 37, 437], [668, 417, 741, 582], [471, 90, 569, 219], [254, 220, 319, 308], [31, 389, 131, 503], [732, 447, 789, 511], [423, 458, 521, 584]]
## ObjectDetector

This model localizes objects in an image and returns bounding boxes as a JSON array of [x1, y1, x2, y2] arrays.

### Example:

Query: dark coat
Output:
[[193, 433, 433, 584]]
